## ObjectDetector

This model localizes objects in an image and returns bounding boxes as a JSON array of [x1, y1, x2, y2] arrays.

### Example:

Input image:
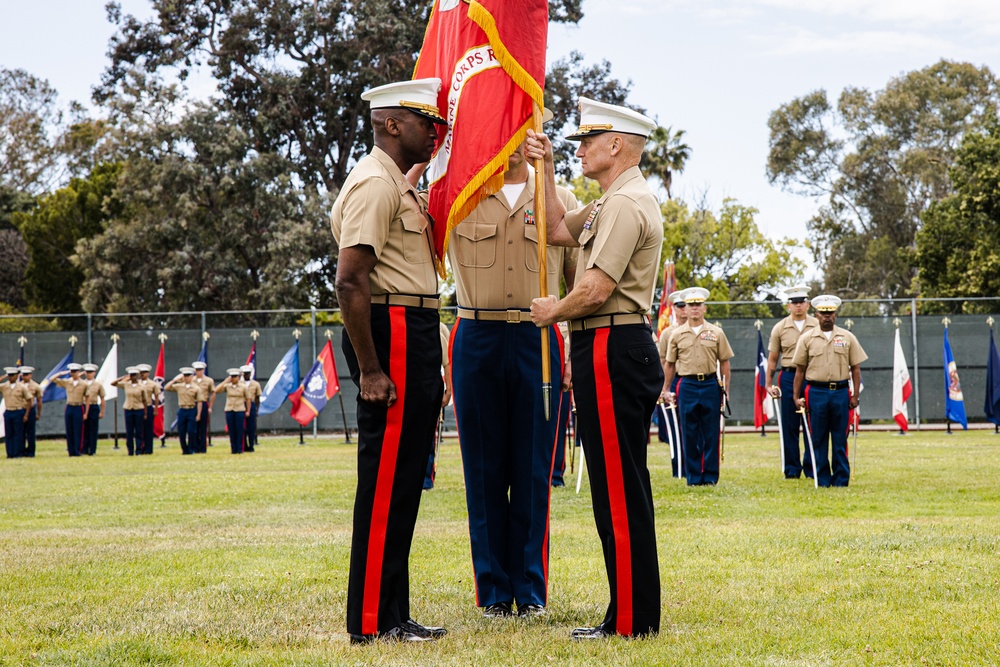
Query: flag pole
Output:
[[111, 333, 120, 450], [532, 101, 551, 421]]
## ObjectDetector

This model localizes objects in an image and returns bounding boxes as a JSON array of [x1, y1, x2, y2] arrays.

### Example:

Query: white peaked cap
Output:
[[680, 287, 710, 304], [361, 78, 447, 124], [812, 295, 842, 312], [567, 97, 657, 140]]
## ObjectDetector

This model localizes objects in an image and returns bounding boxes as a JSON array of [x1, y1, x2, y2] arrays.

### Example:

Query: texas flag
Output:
[[754, 329, 773, 428], [288, 340, 341, 426], [891, 328, 912, 431], [414, 0, 548, 267]]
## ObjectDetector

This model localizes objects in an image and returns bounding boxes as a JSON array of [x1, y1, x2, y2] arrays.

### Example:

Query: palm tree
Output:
[[642, 126, 691, 200]]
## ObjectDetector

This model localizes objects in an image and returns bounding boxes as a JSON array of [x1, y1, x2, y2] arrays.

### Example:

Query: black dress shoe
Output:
[[349, 625, 434, 644], [571, 624, 614, 640], [404, 618, 447, 638], [483, 601, 513, 618], [516, 604, 545, 618]]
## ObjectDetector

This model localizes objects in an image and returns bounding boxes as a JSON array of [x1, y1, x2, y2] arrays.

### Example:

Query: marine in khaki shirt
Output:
[[112, 374, 148, 411], [165, 375, 200, 411], [53, 371, 88, 405], [791, 325, 868, 384], [215, 377, 251, 413], [449, 171, 579, 311], [665, 321, 735, 378], [0, 372, 32, 411], [331, 145, 438, 299], [769, 313, 820, 371]]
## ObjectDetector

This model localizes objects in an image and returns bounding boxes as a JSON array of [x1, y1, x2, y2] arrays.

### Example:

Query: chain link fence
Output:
[[3, 298, 999, 441]]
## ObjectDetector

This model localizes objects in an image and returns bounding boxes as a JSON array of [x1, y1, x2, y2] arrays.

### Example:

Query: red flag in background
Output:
[[414, 0, 548, 267], [153, 341, 165, 439], [289, 340, 341, 426], [656, 261, 676, 335]]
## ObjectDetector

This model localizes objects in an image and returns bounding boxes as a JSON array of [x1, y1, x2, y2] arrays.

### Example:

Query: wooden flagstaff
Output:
[[532, 101, 551, 421]]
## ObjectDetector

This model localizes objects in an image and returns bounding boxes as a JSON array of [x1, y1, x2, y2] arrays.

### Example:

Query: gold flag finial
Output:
[[989, 316, 996, 329], [942, 317, 951, 329], [68, 335, 78, 346], [158, 333, 168, 344], [324, 329, 333, 340], [844, 319, 854, 330], [202, 331, 211, 342], [17, 335, 28, 346], [754, 319, 762, 330], [111, 333, 121, 343], [251, 330, 260, 341], [892, 318, 901, 329], [292, 329, 302, 340]]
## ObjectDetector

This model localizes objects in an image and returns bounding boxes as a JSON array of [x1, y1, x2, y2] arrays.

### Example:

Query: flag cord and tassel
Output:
[[533, 101, 551, 422]]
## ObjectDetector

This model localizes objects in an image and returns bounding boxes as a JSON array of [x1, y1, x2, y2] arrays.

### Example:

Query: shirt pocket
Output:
[[454, 222, 498, 268], [399, 208, 430, 265], [523, 223, 540, 273]]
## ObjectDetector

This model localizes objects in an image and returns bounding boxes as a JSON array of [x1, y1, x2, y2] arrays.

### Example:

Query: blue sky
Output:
[[3, 0, 1000, 278]]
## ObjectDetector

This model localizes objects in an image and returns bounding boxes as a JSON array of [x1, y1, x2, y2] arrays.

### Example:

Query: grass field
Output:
[[2, 429, 1000, 666]]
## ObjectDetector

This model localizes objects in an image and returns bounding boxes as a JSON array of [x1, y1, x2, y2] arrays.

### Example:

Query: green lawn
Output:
[[2, 430, 1000, 666]]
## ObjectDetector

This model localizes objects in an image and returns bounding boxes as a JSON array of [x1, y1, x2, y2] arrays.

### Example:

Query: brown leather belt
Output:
[[371, 294, 440, 309], [569, 313, 650, 332], [457, 308, 532, 323]]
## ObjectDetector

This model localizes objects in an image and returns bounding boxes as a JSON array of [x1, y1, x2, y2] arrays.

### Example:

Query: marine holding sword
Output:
[[662, 287, 734, 487]]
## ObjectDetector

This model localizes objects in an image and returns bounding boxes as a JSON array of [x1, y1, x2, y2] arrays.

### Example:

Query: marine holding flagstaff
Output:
[[331, 78, 447, 645], [766, 285, 819, 479], [657, 289, 689, 477], [446, 136, 579, 620], [792, 295, 867, 487], [526, 97, 664, 640], [663, 287, 734, 486]]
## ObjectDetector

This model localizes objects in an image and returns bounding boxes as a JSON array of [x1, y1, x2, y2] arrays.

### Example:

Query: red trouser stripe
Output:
[[361, 306, 407, 635], [593, 329, 632, 635]]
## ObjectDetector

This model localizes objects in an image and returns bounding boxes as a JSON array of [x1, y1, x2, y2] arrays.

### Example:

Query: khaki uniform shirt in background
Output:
[[166, 381, 199, 409], [139, 378, 161, 408], [792, 326, 868, 382], [563, 166, 663, 317], [0, 381, 32, 410], [330, 146, 438, 297], [657, 325, 673, 364], [84, 380, 105, 406], [246, 380, 262, 405], [439, 322, 450, 366], [193, 376, 215, 403], [769, 315, 820, 368], [449, 178, 579, 309], [54, 377, 88, 405], [25, 380, 42, 409], [220, 381, 250, 412], [112, 379, 147, 411], [666, 322, 735, 377]]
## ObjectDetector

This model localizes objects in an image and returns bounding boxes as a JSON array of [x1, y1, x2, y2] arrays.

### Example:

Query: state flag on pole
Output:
[[245, 342, 257, 380], [288, 340, 341, 426], [96, 342, 119, 401], [986, 327, 1000, 426], [891, 328, 912, 431], [943, 327, 968, 430], [40, 346, 75, 403], [414, 0, 548, 266], [754, 329, 773, 428], [259, 341, 301, 416], [153, 341, 166, 439]]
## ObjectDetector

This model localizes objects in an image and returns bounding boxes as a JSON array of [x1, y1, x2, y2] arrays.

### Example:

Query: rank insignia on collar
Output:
[[524, 210, 535, 225], [583, 202, 602, 230]]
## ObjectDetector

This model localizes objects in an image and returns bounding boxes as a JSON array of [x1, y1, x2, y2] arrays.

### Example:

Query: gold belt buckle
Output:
[[506, 310, 521, 324], [829, 382, 838, 390], [696, 373, 705, 381]]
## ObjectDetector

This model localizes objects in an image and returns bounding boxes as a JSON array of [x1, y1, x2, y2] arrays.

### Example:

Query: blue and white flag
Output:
[[40, 346, 75, 403], [258, 341, 301, 416], [986, 328, 1000, 427], [943, 327, 968, 429]]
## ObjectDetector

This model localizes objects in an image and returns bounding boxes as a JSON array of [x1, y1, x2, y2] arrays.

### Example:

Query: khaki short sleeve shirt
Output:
[[449, 181, 578, 309], [331, 147, 438, 297], [657, 325, 673, 364], [0, 381, 32, 410], [246, 380, 262, 403], [85, 380, 106, 403], [791, 326, 868, 382], [54, 377, 88, 405], [113, 380, 146, 410], [194, 376, 215, 403], [666, 322, 735, 376], [562, 167, 663, 316], [166, 382, 199, 409], [768, 315, 819, 368], [222, 382, 250, 412]]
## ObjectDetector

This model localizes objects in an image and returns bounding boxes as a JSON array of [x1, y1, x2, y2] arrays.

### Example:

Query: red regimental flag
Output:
[[414, 0, 548, 266], [656, 262, 676, 335], [153, 342, 165, 439], [289, 340, 340, 426]]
